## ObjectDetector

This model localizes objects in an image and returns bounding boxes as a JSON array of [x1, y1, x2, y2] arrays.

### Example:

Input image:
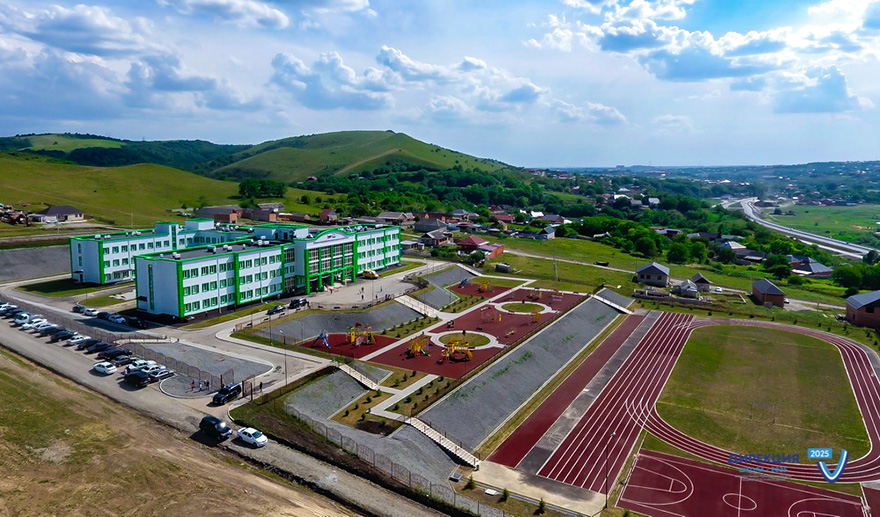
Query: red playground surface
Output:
[[367, 338, 499, 379], [448, 281, 512, 299], [296, 333, 398, 359], [619, 450, 865, 517], [432, 289, 585, 346]]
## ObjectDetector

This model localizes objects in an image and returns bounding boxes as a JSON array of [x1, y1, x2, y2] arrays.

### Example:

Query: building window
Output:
[[193, 301, 200, 310], [122, 258, 129, 265], [121, 245, 128, 252], [219, 279, 227, 288], [184, 286, 191, 296], [185, 303, 192, 312], [192, 285, 200, 294], [112, 259, 120, 267], [209, 265, 217, 274], [148, 242, 154, 249]]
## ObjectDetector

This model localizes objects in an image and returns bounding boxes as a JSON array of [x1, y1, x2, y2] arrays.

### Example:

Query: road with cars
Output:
[[739, 197, 874, 259]]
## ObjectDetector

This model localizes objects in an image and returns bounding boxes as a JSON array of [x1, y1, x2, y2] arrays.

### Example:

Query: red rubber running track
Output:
[[628, 318, 880, 483], [489, 314, 646, 468], [536, 311, 694, 493], [619, 450, 865, 517]]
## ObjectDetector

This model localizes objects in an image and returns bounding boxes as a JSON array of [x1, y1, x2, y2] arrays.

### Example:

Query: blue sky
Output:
[[0, 0, 879, 167]]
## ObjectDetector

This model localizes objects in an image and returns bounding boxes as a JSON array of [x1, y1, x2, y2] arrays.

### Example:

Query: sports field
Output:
[[656, 325, 870, 462]]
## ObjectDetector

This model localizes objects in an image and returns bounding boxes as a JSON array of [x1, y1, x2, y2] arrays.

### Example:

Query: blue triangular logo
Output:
[[818, 449, 848, 483]]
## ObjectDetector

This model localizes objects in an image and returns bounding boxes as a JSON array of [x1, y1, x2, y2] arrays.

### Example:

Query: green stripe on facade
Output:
[[98, 241, 106, 284], [176, 261, 184, 318]]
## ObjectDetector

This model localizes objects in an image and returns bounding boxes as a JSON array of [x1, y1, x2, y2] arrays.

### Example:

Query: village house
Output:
[[636, 262, 670, 287], [752, 278, 786, 307]]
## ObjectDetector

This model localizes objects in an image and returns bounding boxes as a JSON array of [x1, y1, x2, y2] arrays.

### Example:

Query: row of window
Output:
[[102, 258, 130, 268], [103, 240, 172, 254]]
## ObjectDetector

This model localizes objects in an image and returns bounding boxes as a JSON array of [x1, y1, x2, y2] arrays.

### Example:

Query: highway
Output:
[[738, 198, 874, 260]]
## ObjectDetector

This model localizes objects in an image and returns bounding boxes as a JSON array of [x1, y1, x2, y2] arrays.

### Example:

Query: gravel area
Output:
[[413, 286, 456, 310], [596, 287, 634, 308], [352, 362, 392, 384], [286, 371, 458, 481], [268, 303, 421, 341], [421, 297, 622, 450], [412, 266, 476, 309], [0, 245, 70, 283]]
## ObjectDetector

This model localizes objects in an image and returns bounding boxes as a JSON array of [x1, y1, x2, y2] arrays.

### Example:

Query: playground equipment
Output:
[[550, 289, 563, 306], [459, 278, 469, 289], [527, 289, 543, 302], [312, 330, 330, 349], [531, 309, 542, 324], [478, 280, 491, 293], [480, 306, 502, 323], [406, 334, 430, 358], [348, 323, 376, 346], [439, 339, 472, 363]]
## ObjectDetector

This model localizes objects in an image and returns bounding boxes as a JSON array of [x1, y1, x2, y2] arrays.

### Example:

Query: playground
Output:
[[296, 325, 398, 359], [449, 278, 513, 299], [367, 332, 500, 378]]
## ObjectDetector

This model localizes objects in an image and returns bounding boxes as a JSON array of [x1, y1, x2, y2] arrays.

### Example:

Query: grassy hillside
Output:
[[0, 153, 336, 237], [208, 130, 509, 183], [26, 134, 124, 152]]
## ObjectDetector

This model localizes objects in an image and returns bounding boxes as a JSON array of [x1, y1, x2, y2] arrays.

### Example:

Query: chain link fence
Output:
[[285, 405, 512, 517]]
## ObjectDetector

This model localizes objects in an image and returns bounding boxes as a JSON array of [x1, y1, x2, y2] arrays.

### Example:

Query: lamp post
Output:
[[279, 330, 287, 385], [605, 430, 616, 508]]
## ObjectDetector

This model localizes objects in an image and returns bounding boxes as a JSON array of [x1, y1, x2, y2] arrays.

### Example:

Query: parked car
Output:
[[267, 305, 285, 315], [98, 348, 132, 360], [148, 369, 175, 382], [362, 269, 379, 279], [237, 427, 268, 448], [126, 316, 148, 329], [139, 364, 163, 376], [67, 334, 91, 346], [124, 370, 152, 388], [21, 319, 49, 330], [4, 308, 24, 318], [83, 308, 99, 317], [76, 338, 102, 351], [39, 326, 66, 336], [713, 287, 723, 293], [212, 383, 242, 405], [93, 361, 117, 375], [96, 311, 111, 321], [199, 416, 232, 440], [51, 330, 77, 342], [13, 313, 37, 326], [112, 355, 134, 367], [86, 341, 113, 354], [289, 298, 308, 309], [72, 304, 86, 313], [124, 359, 157, 374], [108, 314, 127, 324]]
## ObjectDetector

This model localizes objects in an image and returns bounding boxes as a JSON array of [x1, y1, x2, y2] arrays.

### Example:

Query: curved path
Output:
[[635, 318, 880, 483]]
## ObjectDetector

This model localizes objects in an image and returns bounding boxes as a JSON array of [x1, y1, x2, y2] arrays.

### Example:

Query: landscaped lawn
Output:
[[485, 253, 633, 293], [439, 333, 490, 347], [500, 302, 544, 313], [656, 325, 870, 463], [17, 278, 126, 298]]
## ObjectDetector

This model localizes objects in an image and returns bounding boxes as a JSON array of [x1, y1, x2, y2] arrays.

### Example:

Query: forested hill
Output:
[[1, 130, 510, 182]]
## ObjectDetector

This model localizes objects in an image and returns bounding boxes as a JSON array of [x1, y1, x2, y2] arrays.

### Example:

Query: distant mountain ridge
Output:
[[1, 130, 510, 183]]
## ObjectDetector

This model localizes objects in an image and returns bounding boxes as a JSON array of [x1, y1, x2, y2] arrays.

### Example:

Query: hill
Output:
[[1, 133, 248, 172], [201, 130, 509, 183], [0, 153, 334, 236]]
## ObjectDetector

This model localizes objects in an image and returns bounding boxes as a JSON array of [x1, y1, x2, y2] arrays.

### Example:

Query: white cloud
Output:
[[552, 99, 627, 125], [376, 45, 454, 82], [270, 51, 392, 110], [5, 4, 151, 57], [160, 0, 290, 29], [651, 114, 694, 133], [774, 66, 871, 113]]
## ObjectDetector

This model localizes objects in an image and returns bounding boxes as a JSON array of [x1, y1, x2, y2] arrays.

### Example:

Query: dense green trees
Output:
[[238, 178, 286, 198]]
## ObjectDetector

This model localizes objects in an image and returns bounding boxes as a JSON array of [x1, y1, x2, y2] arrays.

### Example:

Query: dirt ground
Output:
[[0, 351, 354, 517]]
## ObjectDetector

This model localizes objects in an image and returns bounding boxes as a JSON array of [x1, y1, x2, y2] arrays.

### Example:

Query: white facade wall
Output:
[[135, 258, 179, 316], [356, 227, 401, 272], [235, 247, 284, 304]]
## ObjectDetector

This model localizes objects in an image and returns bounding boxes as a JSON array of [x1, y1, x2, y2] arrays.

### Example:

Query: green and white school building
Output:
[[70, 220, 401, 318]]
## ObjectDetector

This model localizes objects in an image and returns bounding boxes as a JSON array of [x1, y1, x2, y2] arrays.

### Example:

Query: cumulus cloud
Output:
[[640, 44, 774, 81], [376, 45, 454, 82], [651, 114, 694, 133], [160, 0, 290, 29], [6, 4, 151, 57], [425, 95, 471, 122], [552, 99, 627, 125], [270, 51, 392, 110], [774, 66, 871, 113]]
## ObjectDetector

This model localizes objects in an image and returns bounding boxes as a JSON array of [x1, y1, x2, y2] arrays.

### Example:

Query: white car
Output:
[[238, 427, 268, 448], [108, 314, 127, 324], [124, 359, 157, 374], [68, 334, 91, 345], [83, 308, 99, 317], [93, 362, 117, 375], [20, 319, 48, 330], [713, 287, 723, 293]]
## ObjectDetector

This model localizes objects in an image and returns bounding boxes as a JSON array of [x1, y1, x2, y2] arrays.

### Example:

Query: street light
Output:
[[605, 430, 616, 508], [279, 330, 287, 386]]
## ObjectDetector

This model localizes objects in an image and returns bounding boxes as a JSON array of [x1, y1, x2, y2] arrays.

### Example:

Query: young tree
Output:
[[666, 242, 689, 264], [635, 237, 658, 258]]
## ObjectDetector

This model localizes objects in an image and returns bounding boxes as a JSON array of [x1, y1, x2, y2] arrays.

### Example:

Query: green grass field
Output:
[[766, 204, 880, 243], [656, 325, 870, 463], [485, 253, 633, 293], [0, 153, 339, 238], [25, 134, 124, 152]]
